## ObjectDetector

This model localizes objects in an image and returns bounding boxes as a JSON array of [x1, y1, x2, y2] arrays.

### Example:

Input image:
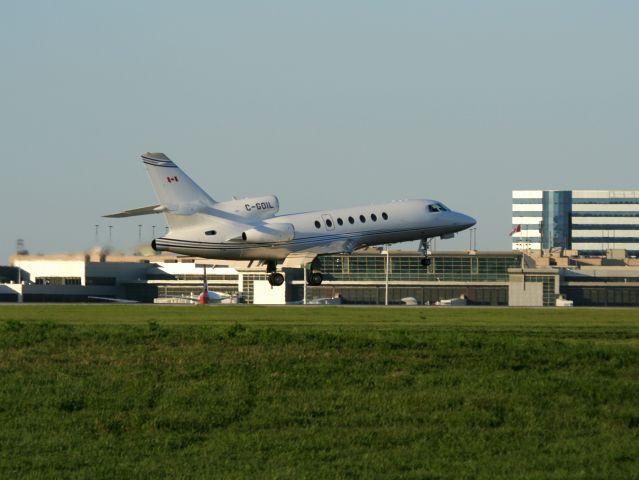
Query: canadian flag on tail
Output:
[[509, 224, 522, 236], [166, 176, 179, 183]]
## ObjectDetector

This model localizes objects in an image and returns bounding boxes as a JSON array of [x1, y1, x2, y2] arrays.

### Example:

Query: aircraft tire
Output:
[[308, 272, 323, 286], [269, 273, 285, 287]]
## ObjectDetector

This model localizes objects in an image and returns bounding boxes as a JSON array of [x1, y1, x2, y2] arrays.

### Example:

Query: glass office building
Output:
[[512, 190, 639, 255]]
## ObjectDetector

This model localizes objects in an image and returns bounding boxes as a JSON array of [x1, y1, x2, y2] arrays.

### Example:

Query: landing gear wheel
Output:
[[308, 272, 323, 286], [268, 272, 285, 287], [418, 238, 431, 268]]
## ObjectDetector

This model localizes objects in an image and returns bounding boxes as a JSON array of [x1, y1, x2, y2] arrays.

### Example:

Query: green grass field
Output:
[[1, 306, 638, 479]]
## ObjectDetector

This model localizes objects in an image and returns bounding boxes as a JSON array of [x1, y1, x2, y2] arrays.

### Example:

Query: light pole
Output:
[[470, 228, 477, 250], [108, 225, 113, 244], [303, 264, 308, 305], [94, 225, 99, 244], [152, 225, 156, 238], [383, 244, 390, 306], [138, 224, 142, 243]]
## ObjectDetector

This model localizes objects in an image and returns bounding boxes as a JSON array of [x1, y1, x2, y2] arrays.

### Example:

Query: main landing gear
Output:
[[266, 261, 285, 287], [264, 258, 324, 287], [419, 239, 431, 268], [308, 271, 323, 286], [306, 258, 323, 286]]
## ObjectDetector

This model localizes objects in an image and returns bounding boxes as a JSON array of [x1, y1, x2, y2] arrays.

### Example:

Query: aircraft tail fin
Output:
[[142, 153, 216, 229], [142, 153, 215, 206]]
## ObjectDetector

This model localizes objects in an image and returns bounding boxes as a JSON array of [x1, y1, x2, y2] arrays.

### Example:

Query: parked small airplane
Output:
[[157, 291, 233, 305], [105, 153, 475, 286], [158, 266, 235, 304]]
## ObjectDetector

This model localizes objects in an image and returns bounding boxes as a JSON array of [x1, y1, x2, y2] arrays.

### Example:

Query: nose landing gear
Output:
[[418, 239, 431, 268]]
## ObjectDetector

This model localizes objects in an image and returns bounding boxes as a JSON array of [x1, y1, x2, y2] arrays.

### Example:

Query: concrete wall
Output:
[[86, 262, 150, 283], [508, 280, 543, 307], [0, 284, 19, 302], [253, 281, 286, 304]]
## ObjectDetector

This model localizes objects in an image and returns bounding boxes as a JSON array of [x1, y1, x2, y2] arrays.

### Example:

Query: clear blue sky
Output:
[[1, 1, 638, 261]]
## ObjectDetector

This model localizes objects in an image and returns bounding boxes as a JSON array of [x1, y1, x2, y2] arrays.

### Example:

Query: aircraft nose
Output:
[[456, 213, 476, 230]]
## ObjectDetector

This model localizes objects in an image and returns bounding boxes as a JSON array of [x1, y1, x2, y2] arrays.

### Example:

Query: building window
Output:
[[371, 213, 377, 222], [86, 277, 116, 286], [359, 215, 366, 223], [337, 218, 343, 226], [512, 198, 543, 205], [314, 220, 321, 229], [542, 190, 572, 249], [35, 277, 82, 286], [348, 216, 355, 224], [382, 212, 388, 220]]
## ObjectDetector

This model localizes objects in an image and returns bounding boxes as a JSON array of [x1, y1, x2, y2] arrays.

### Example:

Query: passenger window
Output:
[[326, 219, 333, 228], [348, 216, 355, 224], [371, 213, 377, 222], [314, 220, 321, 228], [337, 218, 343, 226], [382, 212, 388, 220], [205, 230, 217, 235], [359, 215, 366, 223]]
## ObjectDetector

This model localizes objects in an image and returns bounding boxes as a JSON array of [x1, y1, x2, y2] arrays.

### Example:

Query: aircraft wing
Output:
[[283, 239, 358, 267], [282, 253, 320, 268], [307, 239, 358, 255], [103, 205, 165, 218]]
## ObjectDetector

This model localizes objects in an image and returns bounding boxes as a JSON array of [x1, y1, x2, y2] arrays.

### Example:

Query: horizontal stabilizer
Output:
[[103, 204, 165, 218]]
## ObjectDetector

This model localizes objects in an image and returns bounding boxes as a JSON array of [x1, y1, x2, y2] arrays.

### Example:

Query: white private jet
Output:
[[105, 153, 476, 286]]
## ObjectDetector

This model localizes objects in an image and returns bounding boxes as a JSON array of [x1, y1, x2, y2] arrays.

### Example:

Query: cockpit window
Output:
[[428, 203, 449, 213]]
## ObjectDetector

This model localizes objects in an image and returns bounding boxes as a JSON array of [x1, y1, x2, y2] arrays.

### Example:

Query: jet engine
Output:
[[238, 223, 295, 243]]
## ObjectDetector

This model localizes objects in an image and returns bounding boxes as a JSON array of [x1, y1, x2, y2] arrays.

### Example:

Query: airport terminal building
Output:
[[512, 190, 639, 255], [5, 247, 639, 307]]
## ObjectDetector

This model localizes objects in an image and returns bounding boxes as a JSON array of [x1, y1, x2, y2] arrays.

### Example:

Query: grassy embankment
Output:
[[1, 305, 638, 479]]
